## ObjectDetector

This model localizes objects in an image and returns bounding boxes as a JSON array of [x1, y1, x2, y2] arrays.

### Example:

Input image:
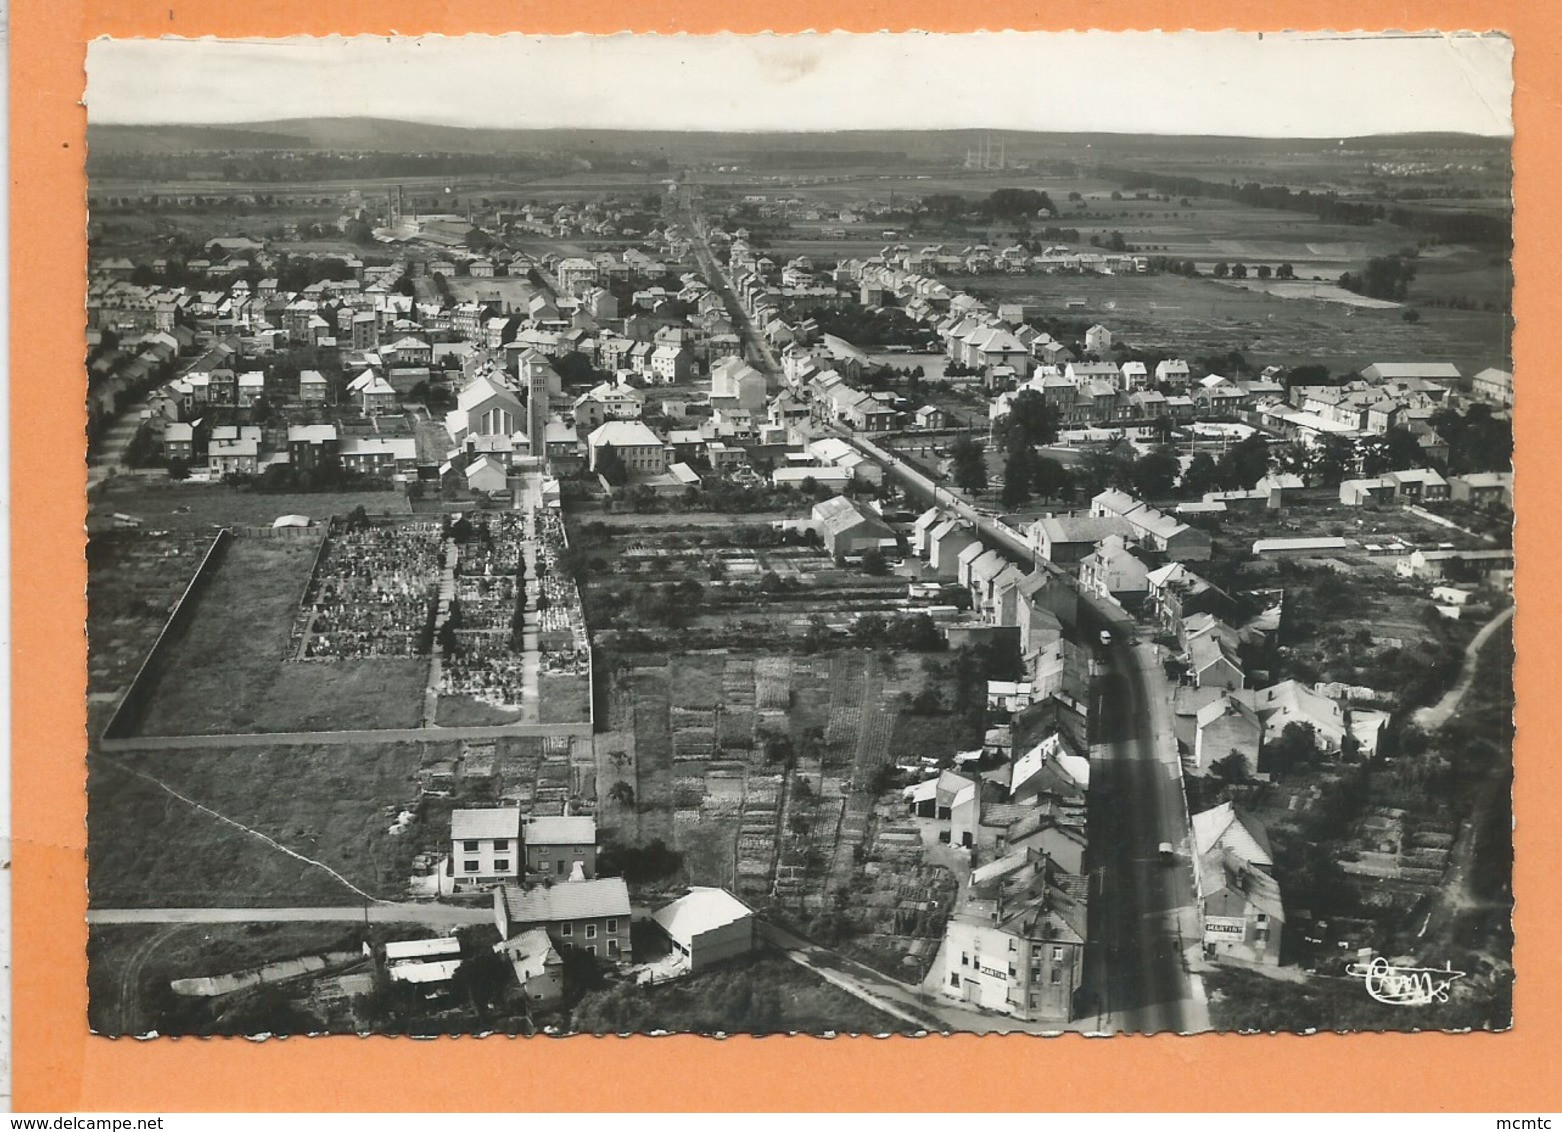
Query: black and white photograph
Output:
[[82, 30, 1514, 1038]]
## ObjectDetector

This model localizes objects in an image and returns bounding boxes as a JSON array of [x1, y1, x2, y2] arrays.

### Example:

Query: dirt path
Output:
[[1413, 605, 1515, 731], [113, 923, 186, 1035], [89, 905, 494, 925]]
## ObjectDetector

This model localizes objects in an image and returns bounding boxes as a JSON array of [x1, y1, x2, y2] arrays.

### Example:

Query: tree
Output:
[[1215, 432, 1272, 490], [1129, 447, 1181, 500], [596, 839, 684, 884], [1212, 261, 1230, 278], [994, 390, 1060, 451], [949, 436, 988, 493], [1211, 751, 1251, 783], [1256, 264, 1272, 280], [1001, 444, 1035, 508], [1230, 262, 1249, 279], [607, 781, 636, 807], [453, 948, 514, 1018], [1276, 262, 1296, 279], [1402, 308, 1421, 323], [1358, 427, 1424, 476], [595, 444, 628, 487], [1030, 455, 1072, 502], [1181, 452, 1220, 498], [860, 548, 889, 576], [166, 457, 191, 481], [1260, 722, 1318, 779], [1308, 434, 1357, 486]]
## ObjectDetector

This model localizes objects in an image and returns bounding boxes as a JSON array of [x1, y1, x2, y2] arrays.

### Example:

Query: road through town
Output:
[[838, 428, 1209, 1033]]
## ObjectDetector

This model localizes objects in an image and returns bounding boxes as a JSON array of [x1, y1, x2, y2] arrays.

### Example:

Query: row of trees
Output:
[[1212, 261, 1298, 280]]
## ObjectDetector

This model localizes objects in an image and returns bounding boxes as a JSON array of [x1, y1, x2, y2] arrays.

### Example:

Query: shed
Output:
[[651, 887, 755, 973]]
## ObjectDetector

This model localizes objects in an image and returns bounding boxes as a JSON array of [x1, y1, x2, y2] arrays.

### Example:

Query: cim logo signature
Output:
[[1345, 956, 1466, 1005]]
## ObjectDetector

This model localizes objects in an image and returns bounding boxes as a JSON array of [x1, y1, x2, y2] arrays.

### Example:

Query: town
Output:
[[84, 120, 1514, 1037]]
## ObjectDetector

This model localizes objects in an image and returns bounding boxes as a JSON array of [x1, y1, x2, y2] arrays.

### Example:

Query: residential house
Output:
[[1192, 803, 1284, 966], [206, 424, 260, 476], [1470, 367, 1514, 407], [299, 369, 329, 404], [1155, 359, 1191, 388], [1386, 467, 1449, 501], [1251, 680, 1348, 750], [450, 806, 523, 888], [813, 494, 895, 558], [339, 436, 417, 477], [1449, 471, 1513, 510], [492, 878, 633, 963], [927, 519, 980, 578], [464, 453, 511, 494], [1076, 534, 1149, 606], [360, 374, 399, 415], [1194, 694, 1263, 775], [523, 815, 598, 881], [1188, 632, 1244, 691], [237, 370, 266, 408], [494, 928, 565, 1006], [1029, 515, 1134, 565], [938, 856, 1087, 1023]]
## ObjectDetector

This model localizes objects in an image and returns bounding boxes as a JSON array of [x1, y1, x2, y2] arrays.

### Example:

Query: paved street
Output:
[[839, 428, 1210, 1033], [1084, 639, 1210, 1034]]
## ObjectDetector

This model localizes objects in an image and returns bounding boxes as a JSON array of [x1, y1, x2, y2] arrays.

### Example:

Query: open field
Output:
[[89, 480, 412, 534], [440, 275, 546, 307], [86, 740, 429, 907], [433, 694, 522, 727], [947, 271, 1508, 376], [134, 536, 429, 736], [87, 530, 212, 733], [538, 673, 592, 725]]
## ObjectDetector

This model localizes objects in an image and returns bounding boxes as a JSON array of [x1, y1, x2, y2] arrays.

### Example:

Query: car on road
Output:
[[1099, 629, 1113, 646], [1157, 841, 1175, 863]]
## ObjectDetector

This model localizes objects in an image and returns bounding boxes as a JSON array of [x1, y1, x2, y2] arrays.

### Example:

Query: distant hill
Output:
[[88, 118, 1512, 160]]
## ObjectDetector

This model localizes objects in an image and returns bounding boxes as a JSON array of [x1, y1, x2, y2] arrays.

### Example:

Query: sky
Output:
[[85, 31, 1514, 138]]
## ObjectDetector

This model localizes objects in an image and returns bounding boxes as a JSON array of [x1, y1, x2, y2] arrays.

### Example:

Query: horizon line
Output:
[[87, 114, 1516, 142]]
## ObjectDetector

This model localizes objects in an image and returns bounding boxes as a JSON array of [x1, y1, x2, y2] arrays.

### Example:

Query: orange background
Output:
[[13, 1, 1558, 1112]]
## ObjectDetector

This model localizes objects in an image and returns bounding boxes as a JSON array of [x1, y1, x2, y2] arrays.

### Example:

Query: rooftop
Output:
[[451, 807, 521, 842]]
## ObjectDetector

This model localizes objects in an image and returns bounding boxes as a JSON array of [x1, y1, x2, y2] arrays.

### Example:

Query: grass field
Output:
[[89, 480, 412, 533], [134, 536, 429, 736], [538, 672, 592, 725], [434, 694, 522, 727], [87, 739, 428, 908], [947, 271, 1508, 376]]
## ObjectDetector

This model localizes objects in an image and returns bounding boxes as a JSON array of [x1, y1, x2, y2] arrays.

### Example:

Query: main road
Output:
[[676, 180, 783, 377], [837, 426, 1209, 1033]]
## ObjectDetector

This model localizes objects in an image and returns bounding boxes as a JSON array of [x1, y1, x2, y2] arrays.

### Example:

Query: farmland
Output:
[[571, 511, 977, 973], [942, 271, 1507, 378]]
